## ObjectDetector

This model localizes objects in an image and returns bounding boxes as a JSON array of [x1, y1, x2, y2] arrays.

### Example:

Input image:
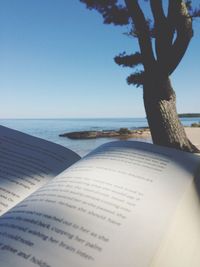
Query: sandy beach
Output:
[[147, 127, 200, 152], [185, 127, 200, 151], [129, 127, 200, 151], [134, 126, 200, 153]]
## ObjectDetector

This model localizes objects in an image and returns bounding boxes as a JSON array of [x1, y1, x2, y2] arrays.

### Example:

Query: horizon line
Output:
[[0, 117, 147, 120]]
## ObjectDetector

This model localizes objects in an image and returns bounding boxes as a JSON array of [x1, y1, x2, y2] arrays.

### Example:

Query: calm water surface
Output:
[[0, 118, 198, 156]]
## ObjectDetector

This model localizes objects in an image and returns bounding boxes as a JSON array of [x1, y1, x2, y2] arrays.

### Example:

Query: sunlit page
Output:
[[0, 125, 80, 215], [0, 141, 199, 267]]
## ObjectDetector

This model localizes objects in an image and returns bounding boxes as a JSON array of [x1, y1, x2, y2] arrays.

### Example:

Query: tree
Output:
[[80, 0, 200, 152]]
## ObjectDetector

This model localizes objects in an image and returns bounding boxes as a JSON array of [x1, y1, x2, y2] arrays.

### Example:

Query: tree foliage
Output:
[[80, 0, 200, 87]]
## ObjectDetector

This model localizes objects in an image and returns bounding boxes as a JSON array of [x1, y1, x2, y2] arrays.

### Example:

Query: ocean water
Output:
[[0, 117, 199, 157]]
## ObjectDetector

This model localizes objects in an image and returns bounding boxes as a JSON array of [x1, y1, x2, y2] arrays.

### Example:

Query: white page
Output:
[[0, 125, 80, 215], [0, 141, 199, 267], [150, 180, 200, 267]]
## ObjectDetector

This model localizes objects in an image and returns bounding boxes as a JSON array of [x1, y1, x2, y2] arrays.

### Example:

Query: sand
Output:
[[141, 127, 200, 152], [185, 127, 200, 151]]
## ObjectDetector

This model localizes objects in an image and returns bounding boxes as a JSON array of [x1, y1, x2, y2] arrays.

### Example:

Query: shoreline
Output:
[[60, 127, 200, 151]]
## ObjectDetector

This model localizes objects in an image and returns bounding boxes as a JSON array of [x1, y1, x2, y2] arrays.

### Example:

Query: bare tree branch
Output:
[[150, 0, 165, 23], [124, 0, 155, 70], [167, 0, 176, 41], [167, 1, 193, 75], [150, 0, 168, 69]]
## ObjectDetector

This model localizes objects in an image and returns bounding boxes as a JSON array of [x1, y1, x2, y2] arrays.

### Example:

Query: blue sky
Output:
[[0, 0, 200, 118]]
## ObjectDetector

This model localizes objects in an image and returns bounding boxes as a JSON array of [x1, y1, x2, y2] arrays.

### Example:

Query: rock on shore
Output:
[[59, 128, 151, 139]]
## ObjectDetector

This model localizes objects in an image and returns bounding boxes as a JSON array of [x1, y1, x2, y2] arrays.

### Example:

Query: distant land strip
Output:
[[178, 113, 200, 118], [60, 119, 200, 140]]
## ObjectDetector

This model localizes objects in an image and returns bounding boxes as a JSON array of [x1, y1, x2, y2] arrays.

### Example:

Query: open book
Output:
[[0, 125, 200, 267]]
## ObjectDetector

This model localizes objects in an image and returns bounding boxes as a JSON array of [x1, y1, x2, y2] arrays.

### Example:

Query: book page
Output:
[[0, 125, 80, 215], [150, 178, 200, 267], [0, 141, 199, 267]]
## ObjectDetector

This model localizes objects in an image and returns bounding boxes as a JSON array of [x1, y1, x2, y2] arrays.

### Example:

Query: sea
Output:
[[0, 117, 199, 157]]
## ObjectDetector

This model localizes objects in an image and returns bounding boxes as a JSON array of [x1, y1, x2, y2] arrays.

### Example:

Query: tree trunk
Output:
[[143, 76, 199, 153]]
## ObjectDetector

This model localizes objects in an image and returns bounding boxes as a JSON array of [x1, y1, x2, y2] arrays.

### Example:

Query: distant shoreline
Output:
[[178, 113, 200, 118], [1, 114, 200, 119], [59, 126, 200, 153]]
